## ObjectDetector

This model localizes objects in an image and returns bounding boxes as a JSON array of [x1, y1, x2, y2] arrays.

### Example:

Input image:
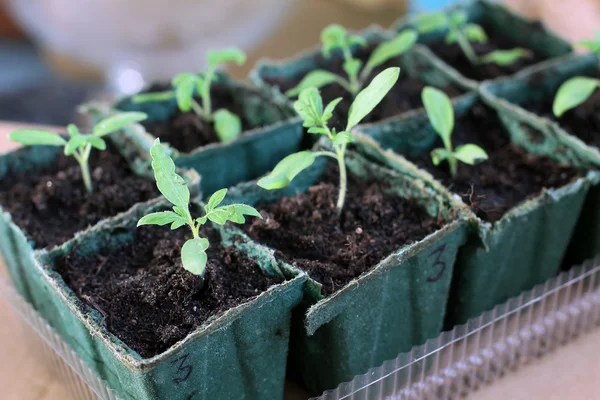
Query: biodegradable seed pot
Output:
[[249, 26, 467, 132], [99, 73, 304, 195], [0, 128, 200, 305], [26, 200, 306, 400], [393, 0, 572, 90], [359, 93, 596, 326], [225, 142, 468, 393], [479, 52, 600, 267]]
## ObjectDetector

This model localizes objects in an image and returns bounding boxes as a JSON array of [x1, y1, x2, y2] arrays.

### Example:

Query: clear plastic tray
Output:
[[2, 256, 600, 400]]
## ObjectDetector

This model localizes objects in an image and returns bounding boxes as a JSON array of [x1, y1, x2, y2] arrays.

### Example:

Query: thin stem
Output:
[[444, 140, 458, 178], [201, 69, 215, 120], [190, 99, 209, 121], [342, 45, 361, 96], [74, 144, 93, 193], [335, 144, 348, 213], [456, 31, 479, 65]]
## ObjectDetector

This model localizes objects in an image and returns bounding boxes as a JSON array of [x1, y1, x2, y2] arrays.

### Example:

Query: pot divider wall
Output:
[[392, 0, 573, 90], [226, 143, 469, 393], [28, 199, 306, 400], [94, 73, 304, 196], [357, 93, 595, 326], [0, 135, 200, 306], [480, 52, 600, 267]]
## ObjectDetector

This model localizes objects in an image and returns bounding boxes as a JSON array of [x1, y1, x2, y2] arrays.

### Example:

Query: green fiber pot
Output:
[[29, 199, 306, 400], [393, 0, 572, 91], [358, 93, 596, 326], [249, 26, 470, 115], [226, 140, 469, 393], [90, 73, 304, 196], [0, 134, 200, 306], [480, 52, 600, 267]]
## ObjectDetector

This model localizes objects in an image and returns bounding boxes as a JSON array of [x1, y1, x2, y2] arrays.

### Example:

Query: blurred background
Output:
[[0, 0, 598, 126]]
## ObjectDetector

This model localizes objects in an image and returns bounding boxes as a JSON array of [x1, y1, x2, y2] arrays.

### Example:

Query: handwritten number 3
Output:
[[427, 243, 447, 283], [171, 353, 193, 384]]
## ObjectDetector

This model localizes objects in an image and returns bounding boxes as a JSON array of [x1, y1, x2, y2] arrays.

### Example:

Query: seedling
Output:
[[422, 86, 488, 177], [134, 48, 247, 143], [415, 11, 530, 66], [285, 25, 417, 97], [138, 139, 261, 280], [259, 67, 400, 212], [552, 34, 600, 117], [9, 112, 148, 193]]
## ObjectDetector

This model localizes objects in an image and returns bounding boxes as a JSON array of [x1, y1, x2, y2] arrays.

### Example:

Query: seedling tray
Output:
[[2, 254, 599, 400]]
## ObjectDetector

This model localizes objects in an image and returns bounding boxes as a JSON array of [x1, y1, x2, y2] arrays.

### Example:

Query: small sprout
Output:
[[552, 76, 600, 117], [415, 11, 530, 66], [138, 139, 261, 281], [422, 86, 488, 177], [259, 67, 400, 212], [9, 112, 147, 193], [286, 25, 417, 97], [134, 48, 247, 143]]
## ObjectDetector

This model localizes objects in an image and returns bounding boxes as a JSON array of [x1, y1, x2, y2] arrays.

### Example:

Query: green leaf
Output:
[[453, 144, 488, 165], [463, 23, 487, 43], [93, 112, 148, 136], [307, 127, 330, 135], [133, 90, 176, 104], [171, 219, 187, 230], [294, 88, 324, 128], [137, 211, 183, 227], [206, 188, 227, 212], [480, 48, 530, 66], [257, 151, 319, 190], [285, 70, 341, 98], [346, 67, 400, 131], [149, 139, 190, 208], [207, 204, 262, 225], [64, 135, 87, 156], [213, 109, 242, 143], [553, 77, 600, 117], [87, 136, 107, 151], [321, 24, 347, 57], [172, 73, 197, 112], [414, 12, 448, 33], [207, 48, 246, 68], [333, 131, 354, 146], [173, 205, 188, 217], [348, 35, 367, 48], [431, 148, 451, 166], [578, 39, 600, 55], [322, 97, 343, 123], [422, 86, 454, 146], [181, 238, 209, 276], [67, 124, 79, 137], [9, 130, 66, 146], [365, 30, 418, 72], [449, 10, 468, 28], [343, 59, 362, 80], [445, 30, 459, 44]]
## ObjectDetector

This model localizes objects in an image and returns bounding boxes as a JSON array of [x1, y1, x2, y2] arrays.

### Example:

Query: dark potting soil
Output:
[[407, 103, 582, 223], [522, 85, 600, 149], [141, 83, 257, 153], [245, 166, 447, 295], [55, 225, 283, 358], [0, 146, 157, 249], [264, 43, 464, 131], [426, 27, 544, 81]]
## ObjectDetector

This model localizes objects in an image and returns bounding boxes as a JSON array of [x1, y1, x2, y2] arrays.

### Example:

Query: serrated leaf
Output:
[[9, 130, 66, 146], [431, 148, 451, 166], [422, 86, 454, 147], [294, 88, 324, 128], [208, 204, 262, 225], [64, 135, 87, 156], [453, 144, 488, 165], [346, 67, 400, 131], [173, 205, 188, 217], [149, 139, 190, 208], [137, 211, 182, 227], [133, 90, 176, 103], [172, 73, 197, 112], [87, 136, 107, 151], [333, 131, 354, 146], [93, 112, 148, 136], [463, 23, 487, 43], [206, 188, 227, 212], [171, 219, 187, 230], [257, 151, 319, 190], [213, 109, 242, 143], [285, 70, 341, 98], [414, 12, 448, 33], [553, 77, 600, 117], [343, 59, 362, 80], [207, 208, 229, 225], [480, 48, 530, 66], [365, 30, 418, 72], [322, 97, 343, 123], [67, 124, 79, 137], [207, 48, 246, 68], [181, 238, 209, 276]]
